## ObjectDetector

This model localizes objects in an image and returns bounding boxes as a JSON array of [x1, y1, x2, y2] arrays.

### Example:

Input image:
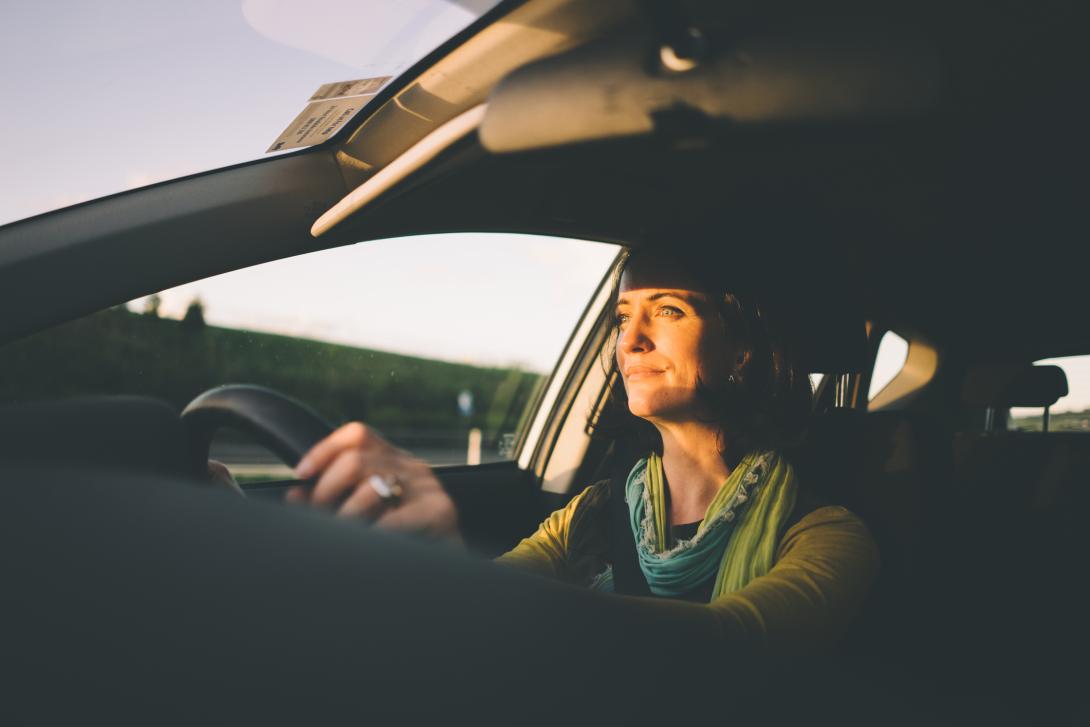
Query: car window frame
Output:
[[517, 249, 624, 478]]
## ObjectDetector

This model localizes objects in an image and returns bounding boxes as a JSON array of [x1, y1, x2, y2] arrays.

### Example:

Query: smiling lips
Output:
[[624, 365, 665, 380]]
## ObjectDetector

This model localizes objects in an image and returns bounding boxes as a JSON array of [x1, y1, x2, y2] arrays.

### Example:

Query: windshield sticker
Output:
[[267, 77, 392, 153], [310, 77, 392, 101]]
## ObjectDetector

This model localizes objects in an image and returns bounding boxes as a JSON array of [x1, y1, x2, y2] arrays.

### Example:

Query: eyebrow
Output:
[[615, 291, 700, 308]]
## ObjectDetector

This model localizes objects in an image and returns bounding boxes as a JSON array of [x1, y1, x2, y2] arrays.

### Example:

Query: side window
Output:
[[0, 234, 620, 478], [1008, 356, 1090, 432], [868, 330, 909, 402]]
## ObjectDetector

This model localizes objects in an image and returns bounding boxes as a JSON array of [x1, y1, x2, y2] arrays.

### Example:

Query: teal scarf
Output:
[[624, 450, 798, 600]]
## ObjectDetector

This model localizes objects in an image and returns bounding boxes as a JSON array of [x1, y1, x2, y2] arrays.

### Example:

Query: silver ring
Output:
[[366, 474, 404, 506]]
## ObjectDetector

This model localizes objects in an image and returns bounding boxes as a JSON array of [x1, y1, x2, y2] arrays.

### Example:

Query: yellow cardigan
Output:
[[496, 480, 881, 659]]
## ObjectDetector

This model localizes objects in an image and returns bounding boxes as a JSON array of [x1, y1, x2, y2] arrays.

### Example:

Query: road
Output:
[[209, 441, 507, 480]]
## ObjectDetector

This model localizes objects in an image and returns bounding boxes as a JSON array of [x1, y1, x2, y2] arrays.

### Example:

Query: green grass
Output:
[[1009, 409, 1090, 433], [0, 307, 544, 448]]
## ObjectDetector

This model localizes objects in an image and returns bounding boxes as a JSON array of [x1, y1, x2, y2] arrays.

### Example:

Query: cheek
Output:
[[694, 332, 732, 381]]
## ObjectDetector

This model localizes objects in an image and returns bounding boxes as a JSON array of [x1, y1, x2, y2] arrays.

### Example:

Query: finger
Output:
[[284, 485, 307, 504], [206, 460, 235, 485], [336, 479, 385, 520], [374, 490, 456, 538], [373, 501, 431, 533], [294, 422, 381, 479], [310, 449, 372, 507], [311, 452, 403, 509]]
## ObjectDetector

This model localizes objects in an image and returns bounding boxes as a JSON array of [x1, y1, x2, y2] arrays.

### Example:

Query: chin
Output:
[[624, 388, 656, 417], [626, 394, 688, 422]]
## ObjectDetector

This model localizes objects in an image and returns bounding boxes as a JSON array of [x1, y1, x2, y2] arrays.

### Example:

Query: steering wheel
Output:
[[180, 384, 334, 480]]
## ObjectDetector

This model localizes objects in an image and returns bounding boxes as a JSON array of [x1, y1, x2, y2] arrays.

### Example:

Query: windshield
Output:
[[0, 0, 503, 226], [0, 233, 621, 474]]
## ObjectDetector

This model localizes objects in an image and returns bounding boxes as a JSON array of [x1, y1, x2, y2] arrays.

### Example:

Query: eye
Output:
[[615, 312, 630, 327], [657, 305, 683, 318]]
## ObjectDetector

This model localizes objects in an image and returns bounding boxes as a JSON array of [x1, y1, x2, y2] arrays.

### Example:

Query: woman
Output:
[[289, 248, 879, 655]]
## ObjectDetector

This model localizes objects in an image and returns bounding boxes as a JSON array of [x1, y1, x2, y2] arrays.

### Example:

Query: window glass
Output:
[[1008, 356, 1090, 432], [0, 234, 620, 479], [868, 331, 909, 400], [0, 0, 504, 225]]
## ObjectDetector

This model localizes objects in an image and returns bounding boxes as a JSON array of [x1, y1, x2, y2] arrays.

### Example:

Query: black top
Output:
[[670, 520, 702, 544]]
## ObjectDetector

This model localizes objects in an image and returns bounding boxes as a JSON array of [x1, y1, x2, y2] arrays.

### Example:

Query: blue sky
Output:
[[0, 0, 491, 223]]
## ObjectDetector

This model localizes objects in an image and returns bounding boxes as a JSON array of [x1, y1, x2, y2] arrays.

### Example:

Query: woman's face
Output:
[[615, 260, 733, 423]]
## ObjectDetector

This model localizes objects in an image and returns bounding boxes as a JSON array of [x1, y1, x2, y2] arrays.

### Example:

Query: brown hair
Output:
[[598, 248, 813, 468]]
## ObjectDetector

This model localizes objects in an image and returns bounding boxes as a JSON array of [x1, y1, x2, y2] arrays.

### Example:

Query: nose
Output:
[[618, 314, 654, 357]]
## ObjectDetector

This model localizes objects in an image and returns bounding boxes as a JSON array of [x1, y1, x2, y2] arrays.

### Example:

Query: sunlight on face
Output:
[[615, 261, 732, 423]]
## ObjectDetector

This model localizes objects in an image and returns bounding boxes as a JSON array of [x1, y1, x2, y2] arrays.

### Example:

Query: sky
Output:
[[127, 233, 620, 372], [0, 0, 496, 223]]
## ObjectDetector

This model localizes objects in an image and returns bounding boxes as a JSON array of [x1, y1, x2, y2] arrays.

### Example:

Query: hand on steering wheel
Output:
[[288, 422, 464, 547], [181, 386, 463, 548]]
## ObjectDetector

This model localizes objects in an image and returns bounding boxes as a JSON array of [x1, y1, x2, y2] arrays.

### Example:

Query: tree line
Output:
[[0, 307, 544, 450]]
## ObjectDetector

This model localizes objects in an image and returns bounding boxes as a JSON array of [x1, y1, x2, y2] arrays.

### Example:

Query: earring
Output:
[[728, 374, 736, 384]]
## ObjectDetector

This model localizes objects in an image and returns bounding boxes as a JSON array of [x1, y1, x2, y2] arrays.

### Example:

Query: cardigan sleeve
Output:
[[615, 505, 881, 659], [493, 482, 609, 584], [497, 495, 879, 658]]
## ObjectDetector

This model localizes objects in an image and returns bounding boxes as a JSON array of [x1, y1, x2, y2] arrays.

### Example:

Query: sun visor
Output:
[[769, 299, 868, 375], [480, 25, 942, 153]]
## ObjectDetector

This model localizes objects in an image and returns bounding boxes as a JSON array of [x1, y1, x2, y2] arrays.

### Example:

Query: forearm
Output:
[[494, 535, 567, 580], [493, 483, 606, 583], [497, 497, 879, 661], [607, 506, 881, 659]]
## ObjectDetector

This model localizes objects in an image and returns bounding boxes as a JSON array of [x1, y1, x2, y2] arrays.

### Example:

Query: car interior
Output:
[[2, 0, 1087, 722]]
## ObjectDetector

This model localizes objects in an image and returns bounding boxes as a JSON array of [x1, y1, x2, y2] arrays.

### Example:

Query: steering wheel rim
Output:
[[180, 384, 334, 475]]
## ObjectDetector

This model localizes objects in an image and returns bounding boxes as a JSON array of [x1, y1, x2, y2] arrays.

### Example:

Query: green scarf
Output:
[[626, 450, 798, 600]]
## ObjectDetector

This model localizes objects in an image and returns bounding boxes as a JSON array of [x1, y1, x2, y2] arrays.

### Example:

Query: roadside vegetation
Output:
[[1010, 410, 1090, 432], [0, 306, 544, 452]]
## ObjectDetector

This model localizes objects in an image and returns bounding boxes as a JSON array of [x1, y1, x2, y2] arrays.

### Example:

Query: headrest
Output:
[[962, 364, 1069, 408], [760, 298, 867, 374], [790, 313, 868, 375], [0, 396, 192, 475]]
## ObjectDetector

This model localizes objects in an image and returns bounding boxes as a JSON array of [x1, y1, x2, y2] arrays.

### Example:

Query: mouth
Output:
[[624, 366, 665, 380]]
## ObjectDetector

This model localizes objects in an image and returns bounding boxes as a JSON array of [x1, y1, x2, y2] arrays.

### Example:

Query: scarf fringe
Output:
[[627, 451, 797, 600]]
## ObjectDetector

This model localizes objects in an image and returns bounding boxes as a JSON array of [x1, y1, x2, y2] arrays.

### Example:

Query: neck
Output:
[[654, 420, 731, 525]]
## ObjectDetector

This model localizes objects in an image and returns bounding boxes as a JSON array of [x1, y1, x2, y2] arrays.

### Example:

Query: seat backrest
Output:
[[0, 396, 192, 476], [952, 363, 1071, 518], [791, 408, 948, 590], [1029, 432, 1090, 515]]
